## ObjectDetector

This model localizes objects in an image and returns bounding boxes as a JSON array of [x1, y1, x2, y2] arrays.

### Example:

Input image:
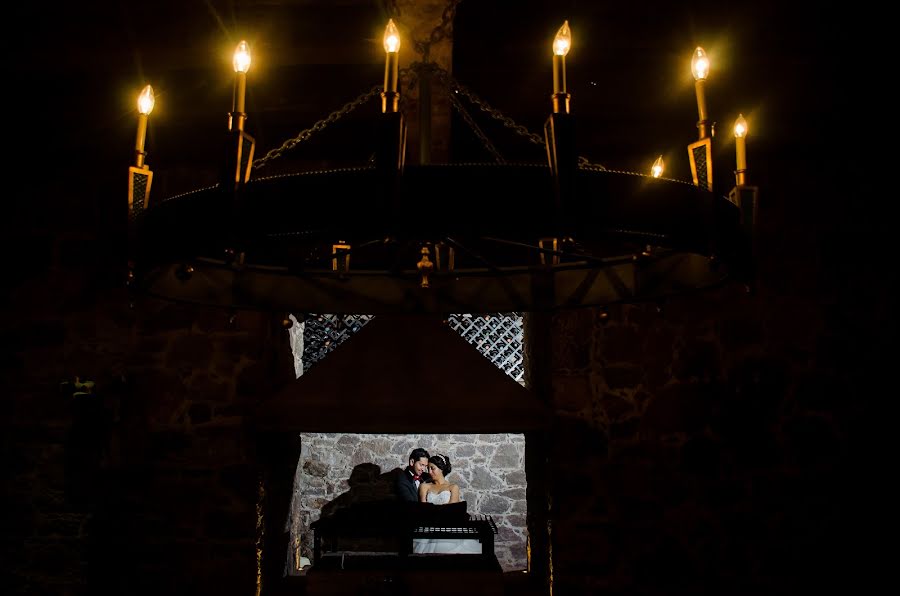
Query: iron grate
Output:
[[299, 313, 523, 384], [301, 314, 374, 373], [446, 313, 524, 384]]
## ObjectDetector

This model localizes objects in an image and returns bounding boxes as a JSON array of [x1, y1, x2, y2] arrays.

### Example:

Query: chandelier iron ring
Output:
[[132, 162, 744, 314]]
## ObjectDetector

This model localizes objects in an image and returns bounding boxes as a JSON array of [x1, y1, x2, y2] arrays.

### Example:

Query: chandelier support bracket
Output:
[[728, 184, 759, 291], [221, 127, 256, 193], [435, 241, 455, 272], [687, 137, 713, 192], [375, 111, 407, 239], [332, 242, 351, 274], [127, 164, 153, 288], [538, 238, 560, 267], [221, 127, 256, 265], [544, 111, 577, 237]]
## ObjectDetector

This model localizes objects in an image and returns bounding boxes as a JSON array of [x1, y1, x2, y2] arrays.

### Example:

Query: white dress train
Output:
[[412, 490, 482, 554]]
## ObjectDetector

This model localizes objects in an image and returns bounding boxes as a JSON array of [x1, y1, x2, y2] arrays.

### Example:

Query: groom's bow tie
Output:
[[412, 474, 421, 481]]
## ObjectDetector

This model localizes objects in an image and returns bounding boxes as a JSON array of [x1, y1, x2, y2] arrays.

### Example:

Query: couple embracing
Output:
[[395, 447, 480, 554], [395, 447, 459, 505]]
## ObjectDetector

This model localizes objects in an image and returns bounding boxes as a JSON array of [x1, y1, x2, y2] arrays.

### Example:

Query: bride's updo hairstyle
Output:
[[430, 454, 452, 475]]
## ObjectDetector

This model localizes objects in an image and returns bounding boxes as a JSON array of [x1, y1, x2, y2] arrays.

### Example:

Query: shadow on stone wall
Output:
[[320, 463, 400, 518]]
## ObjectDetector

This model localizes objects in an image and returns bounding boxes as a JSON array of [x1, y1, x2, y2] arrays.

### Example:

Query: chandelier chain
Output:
[[399, 66, 418, 113], [251, 67, 606, 170], [413, 0, 461, 62], [445, 76, 546, 147], [448, 89, 505, 163], [252, 85, 382, 170], [422, 64, 606, 169]]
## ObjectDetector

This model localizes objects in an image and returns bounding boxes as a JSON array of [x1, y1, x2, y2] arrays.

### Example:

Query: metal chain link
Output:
[[413, 0, 461, 62], [446, 76, 547, 147], [251, 0, 607, 173], [422, 64, 607, 169], [398, 67, 417, 113], [252, 85, 382, 170], [448, 92, 505, 163]]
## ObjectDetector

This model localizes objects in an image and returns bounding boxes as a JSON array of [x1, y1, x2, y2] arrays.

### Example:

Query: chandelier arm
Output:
[[443, 236, 505, 275], [480, 236, 634, 267], [286, 238, 385, 269], [442, 237, 532, 310], [448, 93, 505, 164]]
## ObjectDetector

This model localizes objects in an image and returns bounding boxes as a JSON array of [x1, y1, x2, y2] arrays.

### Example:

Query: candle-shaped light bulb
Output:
[[553, 20, 571, 56], [691, 46, 710, 138], [382, 19, 401, 111], [651, 156, 664, 178], [231, 41, 250, 130], [137, 84, 155, 115], [691, 47, 709, 81], [233, 41, 251, 73], [551, 20, 571, 111], [734, 114, 748, 139], [134, 85, 154, 166], [383, 19, 400, 53], [734, 114, 748, 184]]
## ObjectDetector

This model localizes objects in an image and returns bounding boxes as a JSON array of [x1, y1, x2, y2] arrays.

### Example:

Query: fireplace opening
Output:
[[287, 432, 528, 573]]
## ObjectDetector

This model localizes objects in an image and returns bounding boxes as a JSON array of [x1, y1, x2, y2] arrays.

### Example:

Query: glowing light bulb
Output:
[[134, 85, 155, 165], [734, 113, 748, 179], [553, 20, 571, 56], [734, 114, 748, 138], [137, 85, 155, 115], [691, 47, 709, 81], [383, 19, 400, 53], [233, 41, 251, 73], [651, 156, 664, 178]]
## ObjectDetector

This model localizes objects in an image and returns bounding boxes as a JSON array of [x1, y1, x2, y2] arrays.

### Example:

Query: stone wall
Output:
[[3, 276, 295, 595], [290, 432, 528, 571], [541, 284, 865, 595]]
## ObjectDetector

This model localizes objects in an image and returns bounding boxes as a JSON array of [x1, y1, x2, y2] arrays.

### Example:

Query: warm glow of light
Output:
[[233, 41, 251, 73], [691, 47, 709, 81], [383, 19, 400, 53], [734, 114, 748, 138], [651, 155, 664, 178], [553, 20, 571, 56], [137, 85, 155, 115]]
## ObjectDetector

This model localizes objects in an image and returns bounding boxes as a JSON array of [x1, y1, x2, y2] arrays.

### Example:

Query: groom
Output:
[[395, 447, 430, 502]]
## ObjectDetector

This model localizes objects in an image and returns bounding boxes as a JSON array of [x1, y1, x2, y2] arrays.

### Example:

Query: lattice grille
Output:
[[447, 313, 524, 384], [131, 172, 148, 217], [300, 313, 523, 384], [692, 144, 709, 189], [300, 314, 374, 373]]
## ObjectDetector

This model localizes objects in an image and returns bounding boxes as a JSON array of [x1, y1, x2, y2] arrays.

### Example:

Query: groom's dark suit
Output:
[[395, 468, 430, 502]]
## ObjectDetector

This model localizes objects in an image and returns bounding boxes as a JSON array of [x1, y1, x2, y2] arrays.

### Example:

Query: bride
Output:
[[413, 454, 482, 554]]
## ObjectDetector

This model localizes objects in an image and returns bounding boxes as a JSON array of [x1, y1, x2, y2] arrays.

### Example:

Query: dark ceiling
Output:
[[18, 1, 852, 166]]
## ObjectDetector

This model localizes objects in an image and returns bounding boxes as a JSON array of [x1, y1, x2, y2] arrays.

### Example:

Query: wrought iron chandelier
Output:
[[126, 17, 758, 314]]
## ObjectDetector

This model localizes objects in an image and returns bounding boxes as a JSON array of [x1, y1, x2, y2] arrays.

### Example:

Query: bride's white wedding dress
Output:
[[412, 490, 482, 554]]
